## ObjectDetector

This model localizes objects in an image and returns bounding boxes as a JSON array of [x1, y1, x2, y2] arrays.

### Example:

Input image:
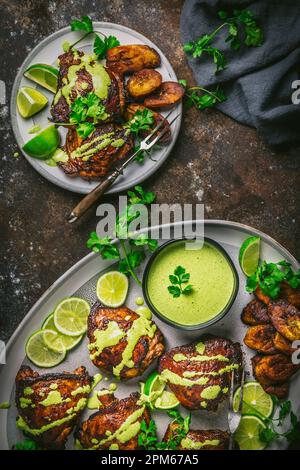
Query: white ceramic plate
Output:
[[0, 220, 299, 450], [10, 22, 182, 194]]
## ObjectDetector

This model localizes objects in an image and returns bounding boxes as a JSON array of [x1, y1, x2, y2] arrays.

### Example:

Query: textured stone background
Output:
[[0, 0, 299, 445]]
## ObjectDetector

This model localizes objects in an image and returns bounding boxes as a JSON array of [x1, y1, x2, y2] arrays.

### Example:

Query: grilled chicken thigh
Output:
[[15, 365, 92, 450], [88, 303, 165, 379], [163, 423, 230, 450], [76, 392, 150, 450], [159, 337, 243, 411], [59, 124, 134, 180]]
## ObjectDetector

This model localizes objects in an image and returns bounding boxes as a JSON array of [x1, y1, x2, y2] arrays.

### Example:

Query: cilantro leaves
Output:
[[126, 108, 155, 163], [93, 34, 120, 60], [259, 398, 300, 445], [87, 185, 157, 285], [13, 439, 40, 450], [246, 260, 300, 299], [168, 266, 193, 298], [183, 84, 227, 111], [70, 15, 94, 33], [69, 92, 109, 138]]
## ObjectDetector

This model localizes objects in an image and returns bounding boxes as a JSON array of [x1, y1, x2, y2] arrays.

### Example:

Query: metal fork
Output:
[[228, 366, 245, 450], [67, 110, 180, 223]]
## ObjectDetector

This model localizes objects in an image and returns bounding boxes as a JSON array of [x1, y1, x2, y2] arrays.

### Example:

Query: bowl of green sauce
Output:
[[143, 238, 239, 330]]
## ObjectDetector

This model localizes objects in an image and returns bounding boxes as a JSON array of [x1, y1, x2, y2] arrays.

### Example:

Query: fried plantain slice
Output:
[[124, 103, 171, 145], [127, 69, 162, 99], [143, 82, 184, 108], [252, 353, 299, 385], [268, 300, 300, 342], [106, 45, 161, 76], [254, 282, 300, 308], [241, 299, 270, 325], [261, 382, 289, 399], [273, 332, 297, 356], [244, 325, 277, 354]]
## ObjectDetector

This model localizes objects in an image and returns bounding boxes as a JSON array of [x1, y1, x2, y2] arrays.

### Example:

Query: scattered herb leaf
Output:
[[70, 15, 94, 33], [168, 266, 193, 298], [93, 34, 120, 60]]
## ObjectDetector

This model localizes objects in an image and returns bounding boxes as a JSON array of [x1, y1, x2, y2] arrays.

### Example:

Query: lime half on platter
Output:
[[22, 125, 60, 159], [42, 313, 83, 351], [25, 329, 66, 368], [239, 236, 261, 277], [17, 87, 48, 118], [24, 64, 58, 93], [234, 415, 267, 451], [233, 381, 273, 419]]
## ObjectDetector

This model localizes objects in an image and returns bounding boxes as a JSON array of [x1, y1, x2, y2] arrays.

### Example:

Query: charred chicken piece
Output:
[[273, 332, 297, 356], [252, 354, 299, 385], [158, 336, 243, 411], [243, 325, 277, 355], [124, 103, 171, 145], [76, 392, 150, 450], [143, 81, 185, 109], [163, 423, 230, 450], [241, 299, 270, 326], [87, 303, 165, 379], [106, 45, 161, 76], [268, 300, 300, 342], [127, 69, 162, 99], [59, 124, 134, 180], [15, 365, 92, 450]]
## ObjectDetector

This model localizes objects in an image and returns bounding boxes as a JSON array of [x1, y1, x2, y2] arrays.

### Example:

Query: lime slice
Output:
[[17, 87, 48, 118], [54, 297, 90, 336], [25, 329, 66, 368], [234, 415, 267, 450], [239, 236, 261, 277], [233, 381, 273, 419], [42, 313, 83, 351], [96, 271, 129, 307], [23, 125, 60, 159], [154, 391, 179, 410], [24, 64, 58, 93]]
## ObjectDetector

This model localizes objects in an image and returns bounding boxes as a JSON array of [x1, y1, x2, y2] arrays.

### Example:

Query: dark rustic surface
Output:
[[0, 0, 299, 443]]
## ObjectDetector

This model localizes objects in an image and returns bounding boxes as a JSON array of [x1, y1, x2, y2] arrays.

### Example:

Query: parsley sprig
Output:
[[258, 398, 300, 445], [13, 439, 40, 450], [168, 266, 193, 298], [68, 92, 109, 138], [70, 15, 120, 59], [180, 80, 226, 110], [246, 260, 300, 299], [87, 185, 157, 285], [183, 8, 263, 73], [126, 108, 155, 163]]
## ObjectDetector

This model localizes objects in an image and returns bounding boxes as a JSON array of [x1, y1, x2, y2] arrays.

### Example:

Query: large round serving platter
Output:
[[10, 22, 182, 194], [0, 220, 299, 450]]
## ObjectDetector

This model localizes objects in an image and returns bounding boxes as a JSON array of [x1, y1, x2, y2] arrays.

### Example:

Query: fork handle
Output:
[[67, 168, 121, 223]]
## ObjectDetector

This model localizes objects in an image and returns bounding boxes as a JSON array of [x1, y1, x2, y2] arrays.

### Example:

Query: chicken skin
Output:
[[268, 300, 300, 342], [87, 303, 165, 379], [76, 392, 150, 450], [241, 299, 270, 326], [158, 336, 243, 411], [244, 325, 277, 354], [15, 365, 92, 450], [163, 423, 230, 450]]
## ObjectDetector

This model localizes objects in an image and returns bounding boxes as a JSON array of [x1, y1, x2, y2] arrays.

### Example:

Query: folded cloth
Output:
[[180, 0, 300, 145]]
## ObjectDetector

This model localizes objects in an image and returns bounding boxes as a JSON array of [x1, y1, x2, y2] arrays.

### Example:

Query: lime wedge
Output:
[[24, 64, 58, 93], [144, 371, 163, 396], [42, 313, 83, 351], [22, 125, 60, 159], [234, 415, 267, 450], [54, 297, 90, 336], [233, 381, 273, 419], [239, 236, 261, 277], [17, 87, 48, 118], [25, 329, 66, 368], [96, 271, 129, 307], [154, 391, 179, 410]]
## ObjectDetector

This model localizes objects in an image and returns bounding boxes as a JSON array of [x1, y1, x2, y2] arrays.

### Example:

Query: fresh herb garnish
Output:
[[168, 266, 193, 298], [13, 439, 40, 450], [70, 15, 94, 33], [259, 398, 300, 445], [138, 419, 159, 450], [126, 108, 155, 163], [87, 185, 157, 285], [185, 85, 226, 110], [93, 34, 120, 60], [183, 8, 263, 73], [246, 260, 300, 299], [69, 92, 109, 138]]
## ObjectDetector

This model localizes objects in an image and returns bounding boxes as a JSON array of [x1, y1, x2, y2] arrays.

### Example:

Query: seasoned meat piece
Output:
[[58, 124, 134, 180], [50, 49, 125, 123], [268, 300, 300, 342], [243, 325, 277, 354], [106, 45, 161, 76], [158, 336, 243, 411], [76, 392, 150, 450], [252, 354, 299, 385], [273, 332, 297, 356], [88, 303, 165, 379], [163, 423, 230, 450], [15, 365, 92, 450], [255, 282, 300, 308], [261, 382, 290, 400], [241, 300, 270, 325], [124, 103, 171, 145]]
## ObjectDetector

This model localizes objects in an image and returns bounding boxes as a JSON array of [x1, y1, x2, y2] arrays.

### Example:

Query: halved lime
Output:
[[54, 297, 90, 336], [154, 391, 179, 410], [234, 415, 267, 450], [42, 313, 83, 351], [25, 329, 66, 368], [233, 381, 273, 419], [22, 125, 60, 159], [17, 87, 48, 118], [24, 64, 58, 93], [96, 271, 129, 307], [239, 236, 261, 277]]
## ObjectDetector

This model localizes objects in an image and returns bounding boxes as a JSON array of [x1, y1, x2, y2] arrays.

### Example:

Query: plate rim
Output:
[[10, 21, 182, 194]]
